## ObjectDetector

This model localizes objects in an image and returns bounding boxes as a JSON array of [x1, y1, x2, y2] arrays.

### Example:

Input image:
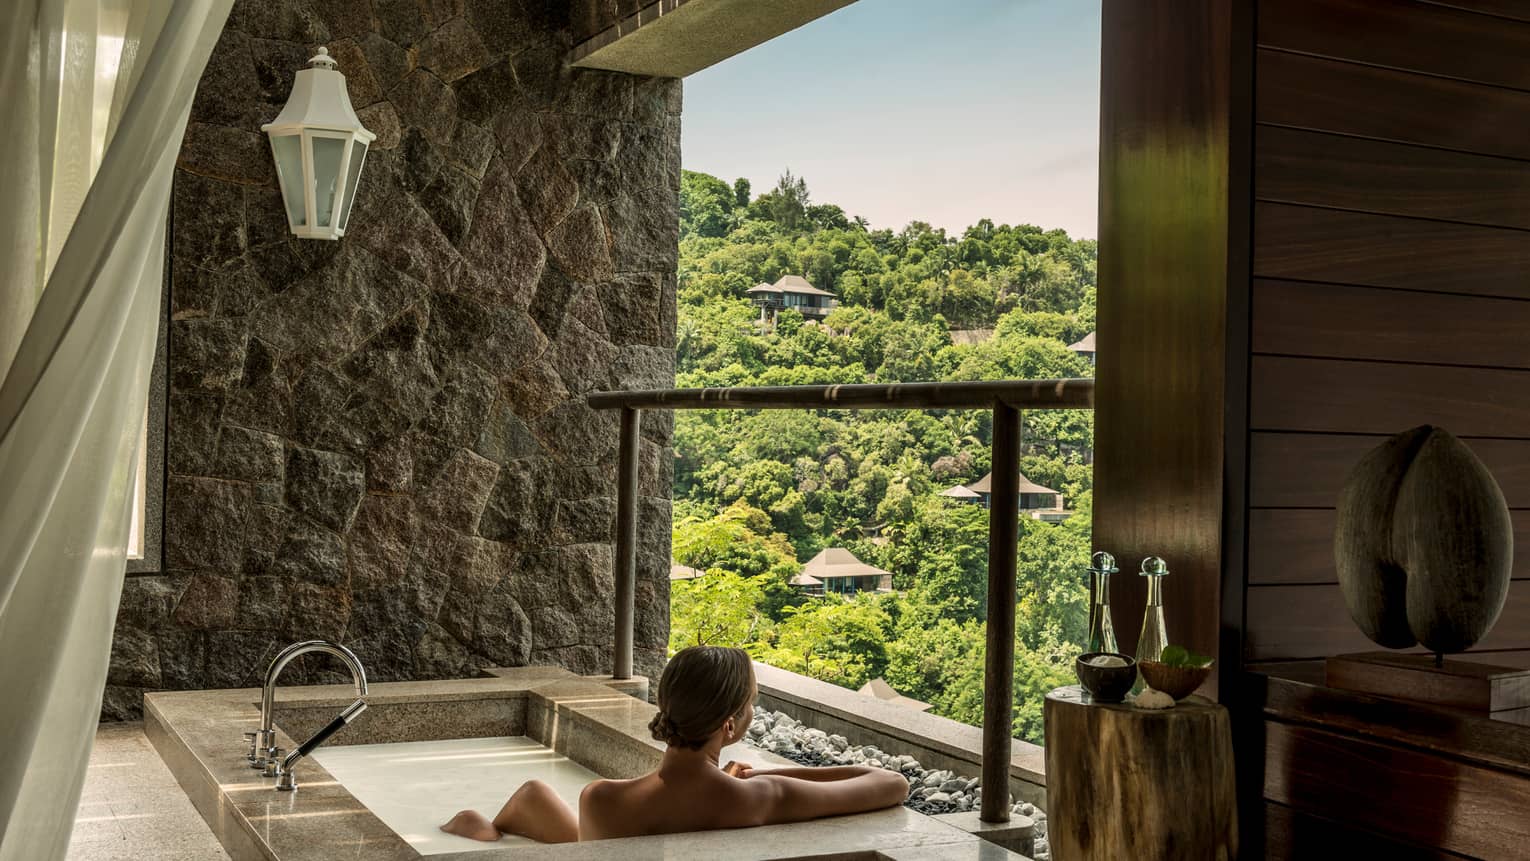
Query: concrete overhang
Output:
[[572, 0, 857, 78]]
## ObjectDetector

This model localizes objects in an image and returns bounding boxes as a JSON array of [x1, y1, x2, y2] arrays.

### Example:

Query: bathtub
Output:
[[143, 666, 1028, 860]]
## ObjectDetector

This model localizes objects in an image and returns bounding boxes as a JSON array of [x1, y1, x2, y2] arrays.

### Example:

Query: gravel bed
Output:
[[746, 707, 1051, 859]]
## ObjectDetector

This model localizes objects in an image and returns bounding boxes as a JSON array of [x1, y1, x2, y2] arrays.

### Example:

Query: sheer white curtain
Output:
[[0, 0, 230, 857]]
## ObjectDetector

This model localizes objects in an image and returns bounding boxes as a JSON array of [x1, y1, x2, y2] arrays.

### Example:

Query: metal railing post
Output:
[[613, 406, 640, 679], [981, 402, 1021, 822]]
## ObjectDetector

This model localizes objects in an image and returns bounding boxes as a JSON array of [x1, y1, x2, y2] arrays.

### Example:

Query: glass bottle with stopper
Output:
[[1135, 556, 1170, 665], [1085, 551, 1119, 653]]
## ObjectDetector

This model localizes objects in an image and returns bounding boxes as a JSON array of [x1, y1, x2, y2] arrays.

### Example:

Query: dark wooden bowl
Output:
[[1138, 660, 1214, 700], [1075, 652, 1137, 703]]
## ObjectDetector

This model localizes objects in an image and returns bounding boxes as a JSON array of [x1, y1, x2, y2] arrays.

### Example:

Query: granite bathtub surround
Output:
[[106, 0, 681, 719], [143, 667, 1027, 860], [747, 708, 1045, 860]]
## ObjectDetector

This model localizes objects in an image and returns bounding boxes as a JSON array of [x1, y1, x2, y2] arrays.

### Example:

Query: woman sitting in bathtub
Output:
[[440, 645, 909, 843]]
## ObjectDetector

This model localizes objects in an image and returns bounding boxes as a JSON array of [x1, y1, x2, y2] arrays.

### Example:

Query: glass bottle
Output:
[[1085, 551, 1119, 654], [1135, 556, 1170, 666]]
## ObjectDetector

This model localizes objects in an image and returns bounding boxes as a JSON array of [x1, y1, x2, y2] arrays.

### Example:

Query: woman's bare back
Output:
[[579, 762, 756, 840]]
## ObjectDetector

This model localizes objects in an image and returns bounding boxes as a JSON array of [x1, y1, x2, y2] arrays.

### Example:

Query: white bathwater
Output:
[[311, 735, 599, 855]]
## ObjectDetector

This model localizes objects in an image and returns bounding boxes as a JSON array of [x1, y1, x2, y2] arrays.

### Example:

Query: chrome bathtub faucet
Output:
[[247, 640, 369, 791]]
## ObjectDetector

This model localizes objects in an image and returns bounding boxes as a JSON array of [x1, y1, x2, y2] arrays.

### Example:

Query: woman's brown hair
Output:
[[648, 646, 755, 750]]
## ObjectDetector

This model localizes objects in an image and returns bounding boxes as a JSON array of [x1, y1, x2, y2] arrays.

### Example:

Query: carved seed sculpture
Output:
[[1334, 425, 1513, 661]]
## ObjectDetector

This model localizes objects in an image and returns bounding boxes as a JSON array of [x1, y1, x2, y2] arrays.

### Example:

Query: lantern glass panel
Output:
[[338, 140, 368, 232], [311, 135, 347, 228], [271, 134, 306, 227]]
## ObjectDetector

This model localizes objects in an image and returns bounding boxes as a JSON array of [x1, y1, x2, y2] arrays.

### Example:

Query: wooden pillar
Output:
[[1093, 0, 1253, 695], [981, 402, 1021, 822], [613, 407, 641, 679]]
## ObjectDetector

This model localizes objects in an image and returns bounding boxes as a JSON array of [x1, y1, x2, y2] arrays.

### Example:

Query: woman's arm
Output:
[[732, 764, 887, 782], [740, 765, 909, 825]]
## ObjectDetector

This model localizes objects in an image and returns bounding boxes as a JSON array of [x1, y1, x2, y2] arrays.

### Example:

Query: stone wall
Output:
[[104, 0, 678, 719]]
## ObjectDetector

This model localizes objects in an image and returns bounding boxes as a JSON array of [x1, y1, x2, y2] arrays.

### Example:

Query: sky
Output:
[[680, 0, 1102, 239]]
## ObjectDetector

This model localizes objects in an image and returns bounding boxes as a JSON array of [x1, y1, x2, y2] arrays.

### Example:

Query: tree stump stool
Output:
[[1043, 685, 1237, 860]]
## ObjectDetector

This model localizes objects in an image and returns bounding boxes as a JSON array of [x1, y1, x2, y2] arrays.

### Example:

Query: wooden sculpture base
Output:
[[1326, 651, 1530, 712], [1044, 686, 1237, 861]]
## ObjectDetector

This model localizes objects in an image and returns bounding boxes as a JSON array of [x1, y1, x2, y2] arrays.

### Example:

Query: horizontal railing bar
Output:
[[587, 379, 1095, 411]]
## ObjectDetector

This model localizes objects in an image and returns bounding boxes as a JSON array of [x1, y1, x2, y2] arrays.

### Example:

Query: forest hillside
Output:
[[669, 170, 1096, 743]]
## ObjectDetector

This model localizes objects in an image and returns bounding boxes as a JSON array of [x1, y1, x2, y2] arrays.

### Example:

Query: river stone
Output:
[[1335, 425, 1513, 653]]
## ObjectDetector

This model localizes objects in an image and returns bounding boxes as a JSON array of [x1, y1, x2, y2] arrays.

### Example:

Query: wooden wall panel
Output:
[[1253, 203, 1530, 299], [1427, 0, 1530, 23], [1248, 509, 1530, 585], [1248, 583, 1530, 659], [1252, 279, 1530, 367], [1251, 356, 1530, 437], [1250, 433, 1530, 508], [1263, 721, 1530, 857], [1261, 800, 1468, 861], [1240, 3, 1530, 851], [1258, 48, 1530, 160], [1255, 127, 1530, 229], [1259, 0, 1530, 89]]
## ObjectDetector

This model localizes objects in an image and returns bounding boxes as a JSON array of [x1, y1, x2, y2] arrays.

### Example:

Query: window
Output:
[[125, 227, 169, 574]]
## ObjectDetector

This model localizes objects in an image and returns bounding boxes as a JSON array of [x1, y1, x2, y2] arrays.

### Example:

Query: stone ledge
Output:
[[570, 0, 857, 78], [752, 662, 1047, 808], [932, 810, 1036, 857]]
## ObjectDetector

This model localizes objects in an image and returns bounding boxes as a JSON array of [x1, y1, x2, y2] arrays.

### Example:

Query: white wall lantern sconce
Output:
[[262, 46, 375, 240]]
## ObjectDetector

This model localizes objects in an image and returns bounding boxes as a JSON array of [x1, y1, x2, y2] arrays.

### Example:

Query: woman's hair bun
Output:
[[648, 710, 680, 744]]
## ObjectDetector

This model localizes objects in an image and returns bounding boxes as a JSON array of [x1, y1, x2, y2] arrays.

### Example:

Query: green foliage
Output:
[[669, 571, 771, 654], [670, 169, 1099, 745], [1158, 645, 1214, 668]]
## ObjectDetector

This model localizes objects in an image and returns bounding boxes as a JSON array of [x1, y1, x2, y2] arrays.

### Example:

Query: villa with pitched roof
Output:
[[747, 274, 838, 324], [791, 547, 893, 596], [940, 471, 1071, 522]]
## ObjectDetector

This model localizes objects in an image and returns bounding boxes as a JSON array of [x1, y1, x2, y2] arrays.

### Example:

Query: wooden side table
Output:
[[1044, 685, 1237, 860]]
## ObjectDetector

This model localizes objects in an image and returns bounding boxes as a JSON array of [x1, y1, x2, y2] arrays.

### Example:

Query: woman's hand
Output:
[[722, 761, 757, 779]]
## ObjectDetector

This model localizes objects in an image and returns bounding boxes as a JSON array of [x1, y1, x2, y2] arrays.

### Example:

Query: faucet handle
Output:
[[262, 748, 286, 778], [243, 731, 260, 763]]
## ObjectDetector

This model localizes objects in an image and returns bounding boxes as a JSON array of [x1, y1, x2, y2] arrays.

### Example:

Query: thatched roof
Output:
[[746, 282, 780, 295], [801, 547, 890, 580], [1067, 331, 1096, 353], [788, 571, 823, 587], [939, 484, 982, 499], [964, 471, 1057, 496], [669, 564, 703, 581], [858, 677, 933, 712]]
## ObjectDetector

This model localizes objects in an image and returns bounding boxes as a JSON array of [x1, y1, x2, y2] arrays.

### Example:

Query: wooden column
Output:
[[1094, 0, 1253, 695], [980, 402, 1021, 822], [612, 406, 641, 679]]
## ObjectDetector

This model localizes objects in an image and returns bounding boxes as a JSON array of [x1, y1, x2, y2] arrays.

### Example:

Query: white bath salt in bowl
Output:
[[1084, 655, 1129, 668], [1133, 689, 1175, 710]]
